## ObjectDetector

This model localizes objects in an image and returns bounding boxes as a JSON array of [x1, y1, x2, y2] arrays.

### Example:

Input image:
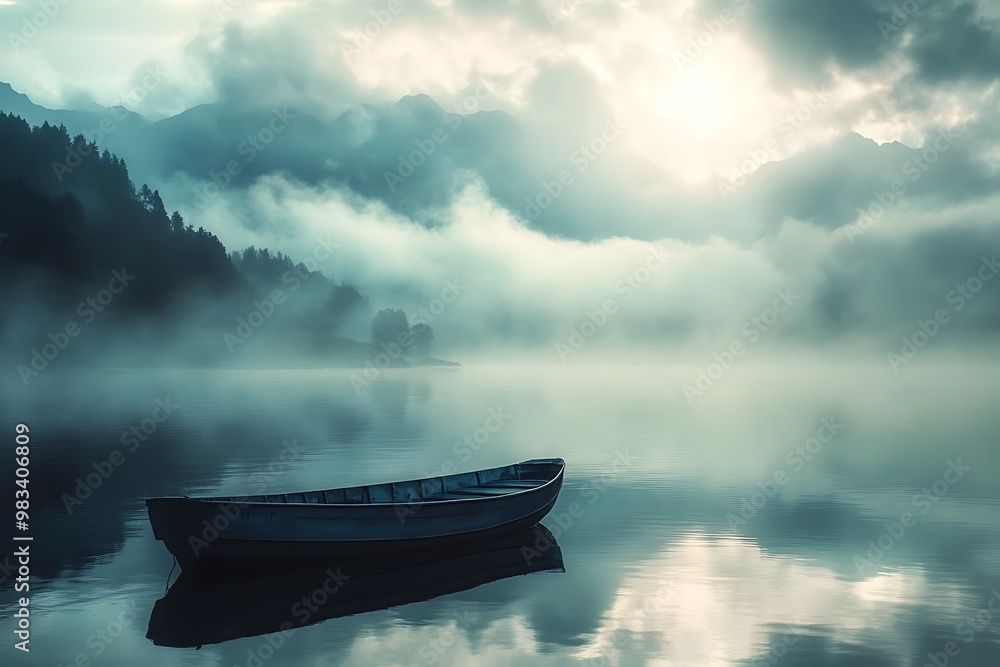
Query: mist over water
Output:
[[4, 0, 1000, 664], [2, 362, 998, 666]]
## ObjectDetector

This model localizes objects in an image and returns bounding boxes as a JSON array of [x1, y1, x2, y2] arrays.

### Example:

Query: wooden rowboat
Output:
[[146, 458, 565, 573]]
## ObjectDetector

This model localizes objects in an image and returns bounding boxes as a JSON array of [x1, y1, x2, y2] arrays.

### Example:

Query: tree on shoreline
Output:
[[409, 322, 433, 357], [370, 309, 435, 356], [371, 308, 410, 346]]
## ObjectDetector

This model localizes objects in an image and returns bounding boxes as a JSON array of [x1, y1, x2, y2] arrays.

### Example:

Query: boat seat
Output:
[[478, 480, 547, 489], [447, 487, 514, 496], [422, 481, 547, 500], [451, 486, 523, 496]]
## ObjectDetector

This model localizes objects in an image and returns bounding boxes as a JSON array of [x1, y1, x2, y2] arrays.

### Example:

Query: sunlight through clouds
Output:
[[3, 3, 1000, 666], [2, 0, 994, 185]]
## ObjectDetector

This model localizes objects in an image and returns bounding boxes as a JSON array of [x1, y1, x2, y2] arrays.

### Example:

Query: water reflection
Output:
[[572, 534, 966, 665], [147, 524, 564, 648], [1, 364, 999, 665]]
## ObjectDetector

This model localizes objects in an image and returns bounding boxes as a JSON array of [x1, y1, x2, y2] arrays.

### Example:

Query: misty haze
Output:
[[1, 1, 1000, 666]]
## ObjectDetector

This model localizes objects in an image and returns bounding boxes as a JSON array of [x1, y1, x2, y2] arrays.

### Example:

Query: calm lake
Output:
[[2, 362, 999, 666]]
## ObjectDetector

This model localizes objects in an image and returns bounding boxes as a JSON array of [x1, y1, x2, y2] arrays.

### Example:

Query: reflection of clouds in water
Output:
[[4, 367, 998, 666], [574, 534, 970, 667], [342, 613, 547, 666]]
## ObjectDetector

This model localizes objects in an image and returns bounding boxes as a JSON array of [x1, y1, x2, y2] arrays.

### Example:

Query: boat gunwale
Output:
[[153, 459, 565, 509]]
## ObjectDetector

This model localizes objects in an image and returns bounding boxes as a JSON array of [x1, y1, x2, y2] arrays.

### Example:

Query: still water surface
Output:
[[2, 363, 999, 666]]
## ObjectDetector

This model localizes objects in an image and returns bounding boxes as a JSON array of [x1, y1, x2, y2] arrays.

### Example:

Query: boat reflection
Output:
[[147, 523, 564, 648]]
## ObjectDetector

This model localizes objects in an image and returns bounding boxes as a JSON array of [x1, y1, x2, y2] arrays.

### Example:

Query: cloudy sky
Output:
[[2, 0, 999, 357], [4, 0, 997, 180]]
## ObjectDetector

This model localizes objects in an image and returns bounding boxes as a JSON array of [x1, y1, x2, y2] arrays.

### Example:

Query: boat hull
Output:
[[146, 458, 564, 573]]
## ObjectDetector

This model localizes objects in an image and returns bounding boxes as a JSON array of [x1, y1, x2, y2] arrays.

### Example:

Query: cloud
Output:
[[183, 13, 364, 117], [907, 2, 1000, 83], [5, 0, 1000, 359], [166, 161, 1000, 359], [6, 0, 999, 184], [575, 535, 968, 666], [710, 0, 897, 86]]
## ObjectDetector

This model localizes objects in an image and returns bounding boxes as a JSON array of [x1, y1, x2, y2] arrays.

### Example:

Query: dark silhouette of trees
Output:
[[0, 112, 240, 311], [371, 308, 410, 346], [0, 111, 366, 362], [409, 322, 434, 356], [369, 311, 435, 355], [229, 245, 364, 336], [229, 246, 295, 284]]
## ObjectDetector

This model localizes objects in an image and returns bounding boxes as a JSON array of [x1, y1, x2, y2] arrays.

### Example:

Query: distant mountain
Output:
[[394, 93, 445, 114], [723, 131, 995, 232], [725, 133, 916, 227], [0, 82, 42, 119], [0, 81, 654, 238], [0, 81, 147, 144], [3, 81, 993, 244]]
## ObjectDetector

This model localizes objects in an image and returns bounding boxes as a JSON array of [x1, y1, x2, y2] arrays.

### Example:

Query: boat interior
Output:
[[204, 459, 563, 506]]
